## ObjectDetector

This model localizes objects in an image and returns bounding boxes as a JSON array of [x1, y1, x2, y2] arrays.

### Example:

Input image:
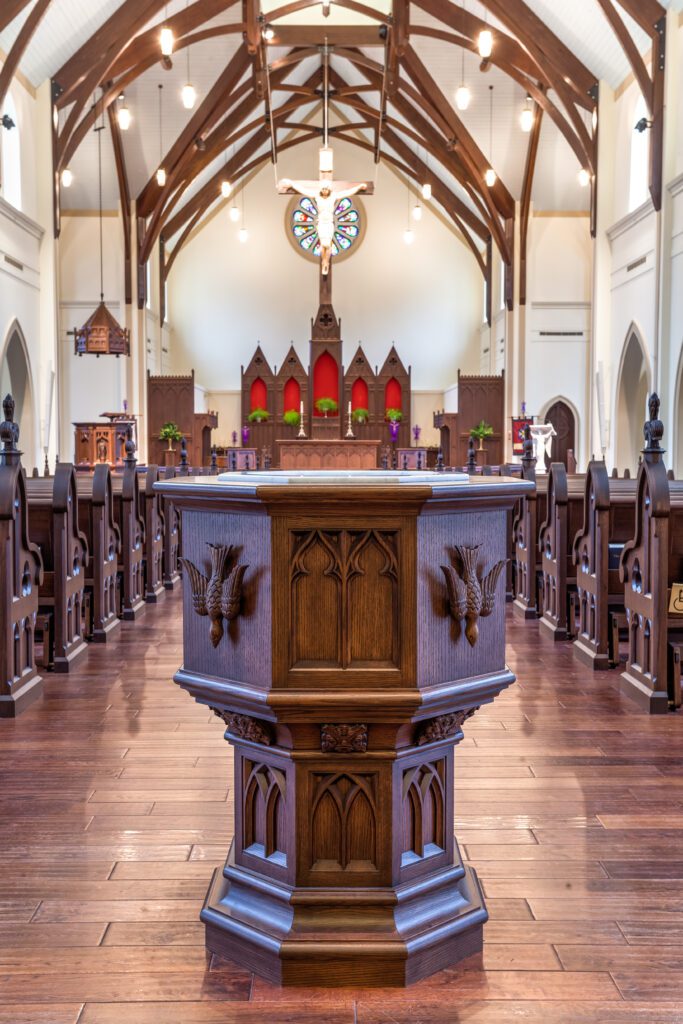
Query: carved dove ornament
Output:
[[441, 544, 506, 646], [180, 543, 248, 647]]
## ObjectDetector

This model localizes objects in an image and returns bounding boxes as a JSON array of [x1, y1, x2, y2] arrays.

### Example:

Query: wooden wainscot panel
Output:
[[179, 508, 272, 689], [273, 515, 416, 689], [417, 509, 508, 687]]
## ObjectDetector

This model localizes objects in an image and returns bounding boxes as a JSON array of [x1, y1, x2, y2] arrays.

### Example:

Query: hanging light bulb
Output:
[[412, 203, 422, 221], [238, 226, 249, 243], [262, 23, 275, 41], [478, 29, 493, 59], [319, 146, 334, 174], [182, 41, 196, 110], [421, 182, 432, 201], [578, 168, 591, 187], [592, 107, 598, 132], [484, 86, 495, 189], [221, 179, 232, 199], [160, 25, 174, 57], [455, 85, 471, 112], [322, 0, 331, 15], [403, 227, 415, 245], [229, 203, 241, 223], [156, 86, 166, 188], [182, 82, 196, 110], [520, 95, 534, 133], [455, 44, 470, 111], [61, 167, 73, 188], [117, 95, 131, 131]]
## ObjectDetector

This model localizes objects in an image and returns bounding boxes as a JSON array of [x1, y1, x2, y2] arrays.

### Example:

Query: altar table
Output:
[[276, 438, 381, 470]]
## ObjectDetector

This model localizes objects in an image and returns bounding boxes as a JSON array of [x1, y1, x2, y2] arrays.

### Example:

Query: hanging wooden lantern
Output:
[[73, 301, 130, 357]]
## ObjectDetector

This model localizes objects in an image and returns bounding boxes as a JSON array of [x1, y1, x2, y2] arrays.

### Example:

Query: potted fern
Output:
[[352, 407, 369, 424], [283, 409, 300, 428], [385, 408, 403, 423], [315, 397, 338, 418], [159, 421, 182, 451], [471, 419, 494, 451], [248, 408, 270, 424]]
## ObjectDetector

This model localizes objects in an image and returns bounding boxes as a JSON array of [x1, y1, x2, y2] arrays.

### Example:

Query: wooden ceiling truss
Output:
[[0, 0, 664, 305]]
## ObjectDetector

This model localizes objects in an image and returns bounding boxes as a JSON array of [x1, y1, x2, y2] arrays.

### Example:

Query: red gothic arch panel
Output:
[[313, 351, 339, 414]]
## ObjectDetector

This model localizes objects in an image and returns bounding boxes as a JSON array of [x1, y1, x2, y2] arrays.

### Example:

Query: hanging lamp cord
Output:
[[98, 113, 103, 302]]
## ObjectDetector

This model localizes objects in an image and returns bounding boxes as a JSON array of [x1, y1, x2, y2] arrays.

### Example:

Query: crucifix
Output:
[[277, 43, 373, 277]]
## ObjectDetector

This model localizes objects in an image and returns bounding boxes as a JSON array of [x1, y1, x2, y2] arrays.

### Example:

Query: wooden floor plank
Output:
[[1, 590, 682, 1020]]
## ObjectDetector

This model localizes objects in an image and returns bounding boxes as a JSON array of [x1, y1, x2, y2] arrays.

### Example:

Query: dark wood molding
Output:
[[107, 96, 133, 305], [0, 0, 51, 115], [519, 96, 543, 307]]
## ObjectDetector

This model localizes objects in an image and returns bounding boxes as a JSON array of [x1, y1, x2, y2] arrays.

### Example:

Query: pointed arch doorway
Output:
[[544, 400, 576, 470], [615, 329, 650, 475], [0, 323, 35, 464]]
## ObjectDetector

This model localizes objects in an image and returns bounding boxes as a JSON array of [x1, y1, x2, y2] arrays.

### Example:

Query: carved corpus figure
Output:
[[441, 544, 506, 646], [180, 543, 248, 647], [278, 170, 369, 276]]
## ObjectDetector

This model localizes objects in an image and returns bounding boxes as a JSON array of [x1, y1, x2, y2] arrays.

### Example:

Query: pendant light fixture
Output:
[[156, 84, 166, 186], [578, 168, 591, 187], [403, 184, 415, 244], [180, 4, 196, 112], [421, 151, 431, 201], [160, 6, 174, 57], [181, 36, 197, 110], [520, 94, 534, 133], [478, 7, 493, 61], [61, 167, 73, 188], [117, 93, 131, 131], [221, 177, 232, 199], [72, 105, 130, 358], [484, 85, 496, 188], [238, 187, 248, 242], [412, 201, 423, 221], [455, 12, 471, 112]]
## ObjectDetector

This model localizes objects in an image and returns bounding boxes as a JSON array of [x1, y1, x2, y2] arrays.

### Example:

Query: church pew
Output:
[[512, 440, 546, 619], [537, 464, 586, 641], [25, 464, 90, 672], [76, 465, 121, 642], [619, 400, 683, 712], [0, 404, 44, 716], [138, 465, 165, 603], [160, 466, 180, 590], [572, 463, 637, 670], [111, 462, 145, 621]]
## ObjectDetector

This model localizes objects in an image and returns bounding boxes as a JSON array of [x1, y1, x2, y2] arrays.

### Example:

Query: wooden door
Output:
[[545, 401, 576, 470]]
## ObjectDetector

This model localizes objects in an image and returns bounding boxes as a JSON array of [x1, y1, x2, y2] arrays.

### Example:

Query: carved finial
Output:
[[179, 436, 188, 468], [263, 446, 272, 470], [43, 452, 50, 476], [210, 446, 218, 471], [123, 425, 136, 466], [0, 392, 21, 463], [402, 452, 408, 471], [466, 434, 477, 473], [436, 447, 444, 472], [380, 447, 389, 470], [642, 392, 665, 458]]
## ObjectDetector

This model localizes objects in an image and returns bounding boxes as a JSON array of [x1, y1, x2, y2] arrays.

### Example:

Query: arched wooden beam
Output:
[[519, 97, 543, 306], [0, 0, 51, 117], [0, 0, 35, 34], [266, 0, 389, 24], [410, 24, 593, 175], [137, 56, 316, 247], [164, 126, 487, 277], [137, 43, 253, 215], [55, 0, 238, 104]]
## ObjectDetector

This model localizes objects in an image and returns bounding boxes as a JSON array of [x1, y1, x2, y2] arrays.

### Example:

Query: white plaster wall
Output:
[[605, 202, 658, 470], [524, 214, 593, 467], [670, 175, 683, 476], [167, 136, 484, 398]]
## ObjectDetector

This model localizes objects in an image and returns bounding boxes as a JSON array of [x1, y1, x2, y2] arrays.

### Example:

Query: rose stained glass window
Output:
[[290, 195, 362, 260]]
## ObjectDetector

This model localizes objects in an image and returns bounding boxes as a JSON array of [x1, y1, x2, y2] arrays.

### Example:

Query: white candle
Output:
[[348, 401, 352, 419], [299, 400, 304, 417]]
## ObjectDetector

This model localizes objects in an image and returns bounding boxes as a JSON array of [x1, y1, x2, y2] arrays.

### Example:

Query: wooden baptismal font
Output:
[[156, 470, 532, 986]]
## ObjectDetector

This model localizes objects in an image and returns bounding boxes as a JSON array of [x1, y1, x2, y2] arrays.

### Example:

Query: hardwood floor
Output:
[[2, 590, 683, 1022]]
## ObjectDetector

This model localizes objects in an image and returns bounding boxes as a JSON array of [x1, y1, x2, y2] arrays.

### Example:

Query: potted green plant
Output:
[[471, 419, 494, 451], [385, 408, 403, 423], [283, 409, 300, 428], [248, 408, 270, 424], [352, 407, 369, 424], [159, 421, 182, 451], [315, 397, 338, 418]]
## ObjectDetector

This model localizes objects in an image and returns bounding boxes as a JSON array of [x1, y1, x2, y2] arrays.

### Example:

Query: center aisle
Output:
[[1, 591, 682, 1022]]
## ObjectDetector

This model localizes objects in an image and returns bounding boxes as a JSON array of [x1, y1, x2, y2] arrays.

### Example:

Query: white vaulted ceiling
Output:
[[2, 0, 682, 221]]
